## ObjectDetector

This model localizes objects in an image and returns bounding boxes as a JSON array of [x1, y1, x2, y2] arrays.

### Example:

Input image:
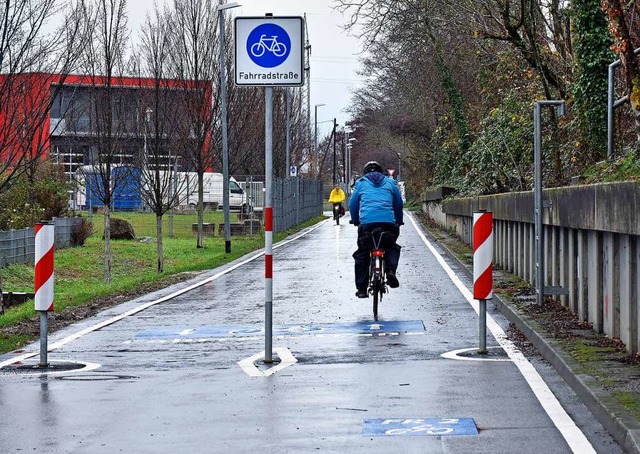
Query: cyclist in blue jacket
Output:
[[349, 160, 404, 298]]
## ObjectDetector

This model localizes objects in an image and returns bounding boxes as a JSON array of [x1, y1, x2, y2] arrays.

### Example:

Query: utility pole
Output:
[[332, 118, 337, 185]]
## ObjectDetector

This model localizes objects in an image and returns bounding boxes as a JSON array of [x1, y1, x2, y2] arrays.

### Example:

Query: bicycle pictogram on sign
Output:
[[250, 35, 287, 57], [247, 23, 291, 68]]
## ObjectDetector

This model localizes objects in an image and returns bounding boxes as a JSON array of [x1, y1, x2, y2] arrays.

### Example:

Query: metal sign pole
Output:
[[534, 103, 544, 307], [234, 14, 305, 365], [264, 86, 274, 363], [533, 100, 565, 306]]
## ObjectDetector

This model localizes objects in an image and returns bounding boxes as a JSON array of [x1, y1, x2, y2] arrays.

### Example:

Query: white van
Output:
[[177, 172, 251, 211]]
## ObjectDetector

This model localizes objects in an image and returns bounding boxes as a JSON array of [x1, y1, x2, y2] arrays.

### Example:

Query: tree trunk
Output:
[[197, 172, 204, 248], [104, 206, 112, 283], [156, 214, 164, 273]]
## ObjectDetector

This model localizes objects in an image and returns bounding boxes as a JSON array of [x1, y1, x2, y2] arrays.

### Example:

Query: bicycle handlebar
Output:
[[350, 220, 404, 227]]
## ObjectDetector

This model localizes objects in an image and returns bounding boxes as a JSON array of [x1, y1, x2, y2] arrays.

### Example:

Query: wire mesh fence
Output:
[[0, 217, 82, 267], [0, 177, 322, 267], [76, 175, 323, 238]]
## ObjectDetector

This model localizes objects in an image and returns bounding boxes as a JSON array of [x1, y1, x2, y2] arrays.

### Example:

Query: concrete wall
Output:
[[422, 182, 640, 353]]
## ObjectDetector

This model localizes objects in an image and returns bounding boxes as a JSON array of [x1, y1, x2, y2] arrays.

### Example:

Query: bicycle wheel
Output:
[[273, 42, 287, 57], [250, 42, 265, 57], [372, 275, 380, 320]]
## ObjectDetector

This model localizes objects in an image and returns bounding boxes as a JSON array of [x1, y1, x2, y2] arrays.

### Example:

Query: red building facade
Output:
[[0, 73, 213, 181]]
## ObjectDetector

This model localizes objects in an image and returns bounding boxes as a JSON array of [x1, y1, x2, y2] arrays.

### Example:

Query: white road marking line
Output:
[[238, 347, 298, 377], [441, 346, 512, 362], [0, 221, 328, 370], [0, 360, 101, 377], [408, 213, 596, 454]]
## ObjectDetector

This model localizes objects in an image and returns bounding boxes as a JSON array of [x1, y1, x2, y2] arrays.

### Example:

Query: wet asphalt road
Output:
[[0, 212, 624, 453]]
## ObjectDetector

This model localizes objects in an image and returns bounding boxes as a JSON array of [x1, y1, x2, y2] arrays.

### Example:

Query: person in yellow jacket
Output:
[[328, 185, 346, 218]]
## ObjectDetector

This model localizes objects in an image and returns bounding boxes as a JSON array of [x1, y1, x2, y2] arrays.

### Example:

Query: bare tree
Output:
[[136, 3, 188, 273], [333, 1, 467, 191], [79, 0, 131, 283], [0, 0, 87, 192], [167, 0, 219, 249], [0, 0, 88, 313]]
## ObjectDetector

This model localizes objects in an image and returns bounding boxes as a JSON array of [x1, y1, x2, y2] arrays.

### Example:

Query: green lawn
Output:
[[83, 210, 256, 238], [0, 213, 325, 353]]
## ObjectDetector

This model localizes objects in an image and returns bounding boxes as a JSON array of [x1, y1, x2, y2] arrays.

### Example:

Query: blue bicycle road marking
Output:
[[246, 23, 291, 68], [362, 418, 478, 437], [135, 320, 425, 340]]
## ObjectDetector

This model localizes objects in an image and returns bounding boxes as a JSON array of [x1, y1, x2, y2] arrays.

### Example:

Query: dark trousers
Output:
[[353, 223, 401, 290]]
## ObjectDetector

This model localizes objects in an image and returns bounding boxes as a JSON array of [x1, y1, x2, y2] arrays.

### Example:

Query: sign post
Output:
[[473, 211, 493, 354], [533, 100, 565, 305], [35, 222, 55, 367], [235, 14, 304, 363]]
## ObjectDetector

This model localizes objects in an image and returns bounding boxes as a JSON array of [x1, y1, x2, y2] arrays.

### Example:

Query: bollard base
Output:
[[257, 354, 281, 369], [39, 310, 49, 368]]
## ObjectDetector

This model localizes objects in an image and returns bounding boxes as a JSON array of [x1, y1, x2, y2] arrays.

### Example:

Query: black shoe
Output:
[[386, 270, 399, 288], [355, 289, 368, 298]]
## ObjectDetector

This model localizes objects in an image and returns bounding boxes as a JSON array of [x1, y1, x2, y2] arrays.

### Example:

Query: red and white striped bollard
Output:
[[473, 211, 493, 354], [35, 221, 55, 367]]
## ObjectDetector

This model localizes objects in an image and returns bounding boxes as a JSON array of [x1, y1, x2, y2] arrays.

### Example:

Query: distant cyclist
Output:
[[349, 161, 403, 298], [328, 185, 346, 216]]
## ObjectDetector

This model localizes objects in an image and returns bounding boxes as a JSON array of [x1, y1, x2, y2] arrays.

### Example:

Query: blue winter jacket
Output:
[[348, 171, 404, 225]]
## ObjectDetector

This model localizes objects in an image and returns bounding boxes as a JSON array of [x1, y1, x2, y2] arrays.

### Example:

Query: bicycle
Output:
[[250, 35, 287, 57], [351, 221, 388, 320], [332, 203, 343, 225], [367, 228, 387, 321]]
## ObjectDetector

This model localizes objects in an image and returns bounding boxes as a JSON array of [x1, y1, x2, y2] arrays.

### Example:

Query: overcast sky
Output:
[[127, 0, 366, 135]]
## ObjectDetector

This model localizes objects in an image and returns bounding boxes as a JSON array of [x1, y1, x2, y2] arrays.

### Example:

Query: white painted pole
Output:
[[264, 86, 274, 363]]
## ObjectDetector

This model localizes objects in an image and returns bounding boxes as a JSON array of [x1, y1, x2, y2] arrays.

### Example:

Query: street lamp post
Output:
[[217, 1, 240, 254], [143, 108, 153, 213], [143, 108, 153, 163], [313, 103, 325, 179], [347, 137, 356, 188], [332, 118, 338, 185]]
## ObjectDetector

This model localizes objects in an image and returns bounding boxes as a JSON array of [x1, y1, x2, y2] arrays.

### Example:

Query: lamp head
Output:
[[217, 2, 240, 11]]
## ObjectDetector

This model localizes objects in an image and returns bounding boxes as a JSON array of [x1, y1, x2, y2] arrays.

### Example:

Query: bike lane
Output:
[[0, 213, 621, 453]]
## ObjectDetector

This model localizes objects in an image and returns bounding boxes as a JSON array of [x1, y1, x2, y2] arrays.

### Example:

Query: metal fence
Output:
[[0, 178, 322, 267], [272, 177, 324, 233], [0, 217, 82, 267]]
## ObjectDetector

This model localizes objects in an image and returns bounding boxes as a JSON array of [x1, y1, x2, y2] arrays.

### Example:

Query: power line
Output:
[[311, 77, 364, 84]]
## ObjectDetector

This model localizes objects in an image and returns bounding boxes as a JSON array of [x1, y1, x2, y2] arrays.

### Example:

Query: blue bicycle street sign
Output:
[[133, 320, 425, 341], [235, 17, 304, 87], [362, 418, 478, 437], [247, 23, 291, 68]]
